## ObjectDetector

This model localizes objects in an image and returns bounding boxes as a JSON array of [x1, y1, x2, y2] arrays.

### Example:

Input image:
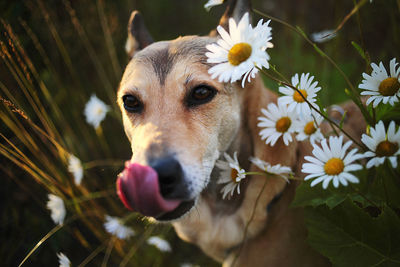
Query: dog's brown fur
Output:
[[118, 1, 365, 265]]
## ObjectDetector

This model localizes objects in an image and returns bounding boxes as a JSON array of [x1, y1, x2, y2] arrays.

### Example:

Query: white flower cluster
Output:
[[257, 72, 325, 147], [47, 194, 66, 225], [104, 215, 135, 240], [216, 151, 293, 199], [147, 236, 172, 252], [359, 58, 400, 107], [204, 0, 224, 11], [57, 252, 71, 267], [84, 94, 110, 129], [207, 13, 400, 191], [67, 154, 83, 185]]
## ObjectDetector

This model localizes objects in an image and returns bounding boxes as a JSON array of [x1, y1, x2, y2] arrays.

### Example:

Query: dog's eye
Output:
[[123, 95, 143, 113], [186, 85, 217, 107]]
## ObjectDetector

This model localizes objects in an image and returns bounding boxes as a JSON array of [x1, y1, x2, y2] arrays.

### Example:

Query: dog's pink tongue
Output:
[[117, 162, 180, 217]]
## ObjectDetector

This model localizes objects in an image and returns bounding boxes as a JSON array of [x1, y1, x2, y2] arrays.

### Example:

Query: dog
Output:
[[116, 0, 365, 265]]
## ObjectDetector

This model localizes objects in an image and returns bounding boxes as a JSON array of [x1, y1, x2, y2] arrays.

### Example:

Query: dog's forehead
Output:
[[120, 36, 215, 88]]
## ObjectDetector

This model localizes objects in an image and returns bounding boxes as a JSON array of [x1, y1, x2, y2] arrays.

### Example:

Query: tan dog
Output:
[[116, 0, 364, 265]]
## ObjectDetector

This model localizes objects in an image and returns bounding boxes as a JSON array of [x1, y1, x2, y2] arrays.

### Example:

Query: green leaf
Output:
[[292, 180, 348, 209], [351, 41, 366, 60], [305, 199, 400, 267], [293, 167, 400, 210], [375, 104, 400, 122], [368, 162, 400, 209]]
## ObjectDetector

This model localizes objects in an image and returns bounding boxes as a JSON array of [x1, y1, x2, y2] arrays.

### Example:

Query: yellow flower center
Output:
[[324, 158, 344, 175], [275, 117, 291, 133], [96, 107, 103, 115], [378, 77, 400, 96], [304, 121, 317, 135], [293, 89, 308, 103], [228, 42, 252, 66], [375, 140, 399, 157], [230, 168, 239, 183]]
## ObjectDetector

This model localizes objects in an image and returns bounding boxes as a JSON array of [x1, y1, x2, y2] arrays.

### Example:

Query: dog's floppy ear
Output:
[[217, 0, 252, 32], [125, 11, 154, 58]]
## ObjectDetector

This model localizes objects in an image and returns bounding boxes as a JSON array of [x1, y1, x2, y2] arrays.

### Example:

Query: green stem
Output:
[[244, 171, 302, 181], [243, 171, 268, 176], [121, 212, 138, 224], [328, 120, 340, 137], [334, 0, 369, 36], [231, 179, 268, 267], [269, 64, 290, 84]]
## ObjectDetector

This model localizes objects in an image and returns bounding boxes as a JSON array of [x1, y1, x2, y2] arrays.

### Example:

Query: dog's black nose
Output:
[[150, 157, 189, 200]]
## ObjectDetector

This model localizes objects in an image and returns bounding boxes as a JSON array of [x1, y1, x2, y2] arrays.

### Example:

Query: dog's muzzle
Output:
[[117, 159, 195, 220]]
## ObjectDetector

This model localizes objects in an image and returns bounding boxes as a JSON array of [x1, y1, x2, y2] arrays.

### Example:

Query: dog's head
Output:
[[117, 2, 251, 221]]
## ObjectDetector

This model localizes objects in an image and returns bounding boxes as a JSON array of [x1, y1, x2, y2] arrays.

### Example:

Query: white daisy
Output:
[[57, 252, 71, 267], [204, 0, 224, 11], [361, 120, 400, 168], [104, 215, 135, 240], [47, 194, 66, 225], [295, 111, 324, 144], [359, 58, 400, 108], [147, 236, 172, 252], [278, 73, 321, 116], [249, 156, 292, 182], [311, 29, 337, 43], [68, 154, 83, 185], [257, 101, 298, 146], [84, 94, 110, 129], [302, 135, 364, 189], [216, 151, 246, 199], [206, 13, 273, 87]]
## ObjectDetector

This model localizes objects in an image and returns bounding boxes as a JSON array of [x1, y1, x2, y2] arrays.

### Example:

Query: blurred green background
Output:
[[1, 0, 399, 266]]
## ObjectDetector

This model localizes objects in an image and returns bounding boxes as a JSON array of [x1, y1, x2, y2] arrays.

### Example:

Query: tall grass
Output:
[[0, 0, 216, 265]]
